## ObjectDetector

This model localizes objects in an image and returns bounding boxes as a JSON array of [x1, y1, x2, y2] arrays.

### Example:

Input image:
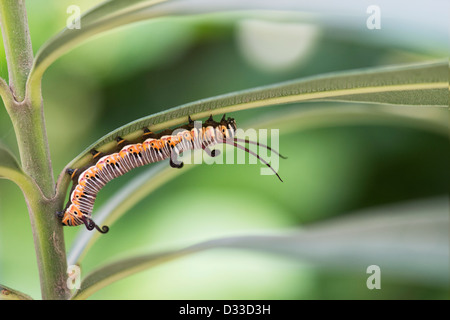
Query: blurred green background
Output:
[[0, 0, 448, 299]]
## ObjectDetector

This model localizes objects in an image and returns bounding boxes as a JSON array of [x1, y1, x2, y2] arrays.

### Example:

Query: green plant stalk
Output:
[[6, 100, 70, 300], [0, 0, 33, 101], [25, 191, 70, 300], [0, 0, 69, 300]]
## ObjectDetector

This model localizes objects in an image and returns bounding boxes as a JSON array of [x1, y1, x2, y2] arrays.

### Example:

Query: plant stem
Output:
[[0, 0, 70, 300], [6, 101, 69, 297], [0, 0, 33, 101]]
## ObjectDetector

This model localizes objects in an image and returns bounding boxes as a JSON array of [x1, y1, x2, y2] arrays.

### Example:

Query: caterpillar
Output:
[[58, 115, 285, 233]]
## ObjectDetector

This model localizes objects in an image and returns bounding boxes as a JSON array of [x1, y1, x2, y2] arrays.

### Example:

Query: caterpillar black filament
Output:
[[58, 115, 285, 233]]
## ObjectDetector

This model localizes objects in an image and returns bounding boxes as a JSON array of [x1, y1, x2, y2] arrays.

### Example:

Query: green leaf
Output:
[[71, 197, 448, 299], [26, 0, 447, 103], [23, 0, 326, 93], [28, 0, 166, 89], [0, 284, 33, 300], [62, 60, 447, 171], [67, 104, 448, 266], [26, 0, 449, 91]]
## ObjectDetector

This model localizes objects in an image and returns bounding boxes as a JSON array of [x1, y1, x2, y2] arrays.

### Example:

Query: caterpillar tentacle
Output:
[[225, 139, 284, 182], [82, 216, 109, 234], [59, 115, 284, 233], [233, 138, 287, 159], [94, 223, 109, 234]]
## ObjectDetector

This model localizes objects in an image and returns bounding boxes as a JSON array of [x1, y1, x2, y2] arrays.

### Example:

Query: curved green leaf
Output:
[[55, 60, 447, 205], [27, 0, 448, 100], [0, 284, 33, 300], [61, 60, 446, 174], [28, 0, 165, 86], [28, 0, 304, 102], [71, 197, 448, 299], [67, 104, 448, 266]]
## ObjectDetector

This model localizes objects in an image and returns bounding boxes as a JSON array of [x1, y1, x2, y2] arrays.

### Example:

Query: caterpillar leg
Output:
[[66, 168, 79, 181], [56, 211, 64, 220], [169, 152, 184, 169], [142, 127, 155, 138], [116, 136, 127, 147], [90, 149, 103, 160], [202, 146, 220, 157]]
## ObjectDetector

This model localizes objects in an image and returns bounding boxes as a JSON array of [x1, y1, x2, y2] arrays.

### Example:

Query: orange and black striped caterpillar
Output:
[[58, 115, 285, 233]]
